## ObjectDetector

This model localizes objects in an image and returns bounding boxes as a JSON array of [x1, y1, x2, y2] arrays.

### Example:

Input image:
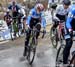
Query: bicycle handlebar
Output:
[[26, 28, 46, 39], [29, 28, 44, 33]]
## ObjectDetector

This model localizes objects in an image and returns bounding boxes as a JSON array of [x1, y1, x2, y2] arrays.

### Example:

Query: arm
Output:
[[4, 16, 6, 21], [66, 9, 75, 29], [8, 5, 12, 10], [4, 13, 7, 21], [16, 5, 20, 11], [26, 9, 34, 25], [41, 17, 46, 29], [56, 14, 66, 21]]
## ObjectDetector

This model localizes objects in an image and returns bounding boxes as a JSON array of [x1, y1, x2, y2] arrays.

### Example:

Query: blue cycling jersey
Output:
[[66, 5, 75, 29], [26, 8, 46, 28]]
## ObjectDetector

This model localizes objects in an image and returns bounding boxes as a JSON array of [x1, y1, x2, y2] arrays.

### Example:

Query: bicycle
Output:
[[50, 20, 65, 48], [12, 16, 20, 39], [25, 24, 45, 65]]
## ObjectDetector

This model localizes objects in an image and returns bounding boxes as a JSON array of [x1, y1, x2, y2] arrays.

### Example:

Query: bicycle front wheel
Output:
[[27, 37, 37, 65], [68, 51, 75, 67], [56, 44, 65, 67], [50, 27, 58, 48]]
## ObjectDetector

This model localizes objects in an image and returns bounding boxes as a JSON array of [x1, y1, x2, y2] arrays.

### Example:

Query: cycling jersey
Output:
[[8, 5, 20, 12], [56, 5, 70, 20], [56, 5, 69, 15], [66, 5, 75, 29], [8, 5, 20, 17], [26, 8, 46, 28]]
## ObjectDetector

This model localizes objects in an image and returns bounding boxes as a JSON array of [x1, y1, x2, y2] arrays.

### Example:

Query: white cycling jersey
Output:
[[56, 5, 70, 15]]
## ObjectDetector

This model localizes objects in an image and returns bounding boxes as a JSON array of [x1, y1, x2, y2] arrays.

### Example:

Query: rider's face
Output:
[[37, 9, 41, 14], [64, 5, 69, 9], [12, 2, 16, 6]]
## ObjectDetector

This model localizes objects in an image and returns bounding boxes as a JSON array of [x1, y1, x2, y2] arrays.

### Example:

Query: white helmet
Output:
[[35, 3, 44, 11]]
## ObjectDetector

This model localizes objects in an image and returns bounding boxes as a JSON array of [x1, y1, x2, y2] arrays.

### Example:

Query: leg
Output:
[[63, 37, 73, 64]]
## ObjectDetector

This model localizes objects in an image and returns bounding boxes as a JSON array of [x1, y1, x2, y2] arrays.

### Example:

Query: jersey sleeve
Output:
[[56, 5, 61, 14], [66, 8, 75, 29], [41, 17, 46, 28], [26, 9, 34, 25], [16, 5, 20, 10], [8, 5, 12, 10], [41, 12, 46, 28]]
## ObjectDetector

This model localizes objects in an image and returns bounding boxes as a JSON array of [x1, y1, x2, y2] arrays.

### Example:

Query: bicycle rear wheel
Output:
[[50, 27, 58, 48], [27, 37, 37, 65]]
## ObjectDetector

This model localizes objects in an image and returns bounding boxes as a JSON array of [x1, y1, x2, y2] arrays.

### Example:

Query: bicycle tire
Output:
[[27, 37, 37, 65], [68, 52, 75, 67], [50, 27, 58, 48], [56, 45, 64, 67], [56, 33, 65, 67]]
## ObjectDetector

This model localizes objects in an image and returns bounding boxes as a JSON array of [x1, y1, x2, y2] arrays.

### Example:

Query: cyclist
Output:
[[8, 1, 20, 19], [63, 5, 75, 65], [4, 9, 12, 31], [8, 1, 20, 37], [52, 0, 71, 28], [22, 3, 46, 59]]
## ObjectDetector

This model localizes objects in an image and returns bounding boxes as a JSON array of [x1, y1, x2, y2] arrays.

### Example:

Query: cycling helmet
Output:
[[63, 0, 71, 5], [51, 3, 57, 9], [35, 3, 44, 11]]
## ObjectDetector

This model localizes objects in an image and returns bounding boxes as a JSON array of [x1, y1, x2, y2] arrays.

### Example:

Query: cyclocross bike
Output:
[[25, 23, 45, 65], [50, 20, 65, 48]]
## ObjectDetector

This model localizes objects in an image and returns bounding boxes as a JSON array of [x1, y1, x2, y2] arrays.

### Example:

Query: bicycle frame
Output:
[[29, 27, 37, 47], [58, 21, 65, 40]]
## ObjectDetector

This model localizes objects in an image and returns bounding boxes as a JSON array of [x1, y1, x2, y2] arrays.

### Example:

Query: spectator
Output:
[[4, 9, 12, 32]]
